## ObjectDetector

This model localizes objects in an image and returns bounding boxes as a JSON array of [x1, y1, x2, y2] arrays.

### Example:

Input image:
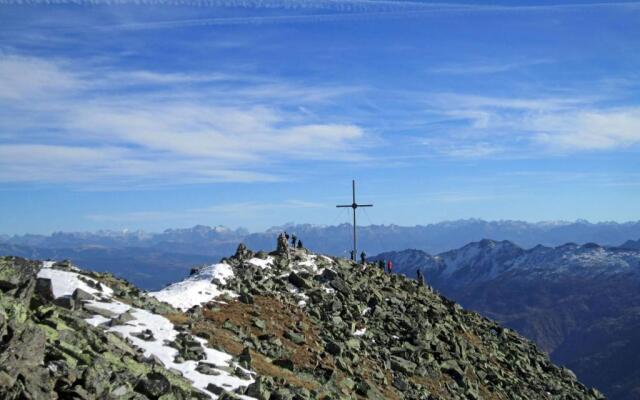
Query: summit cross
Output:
[[336, 180, 373, 261]]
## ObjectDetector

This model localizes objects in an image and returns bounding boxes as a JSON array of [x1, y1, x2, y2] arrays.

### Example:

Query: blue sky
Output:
[[1, 0, 639, 234]]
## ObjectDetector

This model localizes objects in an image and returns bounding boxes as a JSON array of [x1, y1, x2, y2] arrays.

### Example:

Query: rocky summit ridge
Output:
[[0, 241, 605, 399]]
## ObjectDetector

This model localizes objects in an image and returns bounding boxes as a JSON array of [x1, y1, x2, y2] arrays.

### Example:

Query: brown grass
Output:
[[179, 295, 406, 399], [410, 375, 451, 399], [201, 296, 324, 370], [165, 312, 190, 325]]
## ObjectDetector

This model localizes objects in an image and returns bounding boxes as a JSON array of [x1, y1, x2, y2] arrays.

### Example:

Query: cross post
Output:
[[336, 180, 373, 261]]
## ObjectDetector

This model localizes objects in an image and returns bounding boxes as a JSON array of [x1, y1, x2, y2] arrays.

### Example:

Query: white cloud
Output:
[[532, 108, 640, 151], [0, 53, 368, 186], [430, 93, 591, 112], [420, 93, 640, 157], [0, 54, 83, 100], [439, 142, 505, 159], [429, 59, 552, 75]]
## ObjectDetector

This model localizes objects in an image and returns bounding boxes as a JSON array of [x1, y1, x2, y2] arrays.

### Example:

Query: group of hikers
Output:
[[283, 231, 303, 249], [350, 249, 394, 273], [276, 232, 427, 286], [376, 258, 395, 274], [355, 250, 427, 287]]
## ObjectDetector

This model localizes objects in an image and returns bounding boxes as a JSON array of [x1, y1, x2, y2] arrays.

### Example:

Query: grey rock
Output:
[[288, 272, 311, 289], [72, 288, 94, 301], [284, 330, 305, 345], [35, 278, 55, 302], [134, 372, 171, 399]]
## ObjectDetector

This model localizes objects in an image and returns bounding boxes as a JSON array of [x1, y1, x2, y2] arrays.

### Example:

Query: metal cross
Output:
[[336, 180, 373, 261]]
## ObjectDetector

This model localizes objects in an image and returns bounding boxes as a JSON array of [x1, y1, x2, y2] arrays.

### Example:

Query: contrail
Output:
[[2, 0, 639, 31], [3, 0, 640, 12]]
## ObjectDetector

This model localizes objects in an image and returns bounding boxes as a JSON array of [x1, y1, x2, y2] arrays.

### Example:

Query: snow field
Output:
[[38, 262, 256, 399], [150, 262, 237, 311]]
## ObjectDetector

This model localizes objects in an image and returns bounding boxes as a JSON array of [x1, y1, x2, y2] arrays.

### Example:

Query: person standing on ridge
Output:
[[291, 234, 297, 246], [387, 260, 393, 273], [417, 268, 424, 286], [360, 251, 367, 265]]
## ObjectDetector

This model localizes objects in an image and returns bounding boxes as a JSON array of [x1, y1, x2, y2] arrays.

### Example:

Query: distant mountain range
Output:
[[4, 219, 640, 254], [3, 219, 640, 290], [373, 241, 640, 400]]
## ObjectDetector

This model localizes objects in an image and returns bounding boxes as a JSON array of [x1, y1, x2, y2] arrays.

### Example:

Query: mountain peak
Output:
[[146, 243, 603, 399]]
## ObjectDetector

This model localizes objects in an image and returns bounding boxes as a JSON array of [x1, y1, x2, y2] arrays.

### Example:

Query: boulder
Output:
[[134, 372, 171, 399], [287, 272, 311, 289], [206, 383, 226, 395], [325, 341, 343, 356], [245, 376, 274, 400], [390, 356, 417, 374], [34, 278, 55, 302], [234, 243, 254, 261], [284, 330, 305, 345], [53, 296, 75, 310], [72, 288, 94, 301]]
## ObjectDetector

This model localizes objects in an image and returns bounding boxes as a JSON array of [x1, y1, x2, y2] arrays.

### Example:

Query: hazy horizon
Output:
[[4, 217, 640, 237]]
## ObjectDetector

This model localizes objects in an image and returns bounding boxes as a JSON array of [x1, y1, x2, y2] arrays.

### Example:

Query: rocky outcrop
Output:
[[0, 257, 209, 400]]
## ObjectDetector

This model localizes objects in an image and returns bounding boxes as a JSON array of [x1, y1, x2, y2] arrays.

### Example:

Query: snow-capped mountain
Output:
[[375, 240, 640, 288], [4, 221, 640, 291], [5, 219, 640, 256]]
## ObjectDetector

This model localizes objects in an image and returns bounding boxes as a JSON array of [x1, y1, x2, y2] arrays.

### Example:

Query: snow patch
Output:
[[89, 299, 255, 399], [296, 255, 318, 270], [85, 315, 111, 327], [35, 264, 256, 399], [247, 257, 274, 269], [151, 262, 237, 311], [37, 268, 113, 299], [354, 328, 366, 336]]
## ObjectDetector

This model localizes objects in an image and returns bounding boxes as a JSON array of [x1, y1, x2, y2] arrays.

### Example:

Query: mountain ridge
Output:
[[0, 241, 605, 399], [4, 220, 640, 291], [5, 219, 640, 255]]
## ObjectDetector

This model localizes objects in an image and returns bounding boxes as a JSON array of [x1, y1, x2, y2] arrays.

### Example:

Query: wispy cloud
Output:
[[532, 108, 640, 151], [429, 59, 552, 75], [0, 53, 369, 186], [415, 91, 640, 158], [0, 54, 84, 99]]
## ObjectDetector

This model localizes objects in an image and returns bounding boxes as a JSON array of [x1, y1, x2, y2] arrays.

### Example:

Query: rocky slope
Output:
[[1, 241, 605, 399], [374, 241, 640, 400], [0, 257, 255, 399]]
